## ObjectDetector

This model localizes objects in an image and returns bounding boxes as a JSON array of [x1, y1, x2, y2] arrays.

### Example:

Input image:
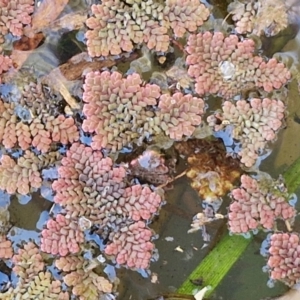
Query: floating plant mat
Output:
[[1, 0, 300, 299], [177, 154, 300, 297]]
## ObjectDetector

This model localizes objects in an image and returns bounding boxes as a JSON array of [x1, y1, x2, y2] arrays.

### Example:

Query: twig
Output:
[[171, 39, 187, 54], [285, 219, 292, 232], [156, 170, 187, 189]]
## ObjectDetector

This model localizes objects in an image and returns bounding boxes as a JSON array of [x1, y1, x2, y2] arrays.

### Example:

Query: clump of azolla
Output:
[[228, 175, 296, 234], [2, 271, 70, 299], [55, 256, 113, 298], [0, 235, 13, 259], [52, 142, 162, 270], [0, 0, 34, 38], [2, 241, 69, 299], [82, 70, 205, 152], [0, 151, 42, 195], [105, 220, 155, 269], [228, 0, 288, 36], [265, 233, 300, 286], [186, 32, 291, 98], [41, 214, 84, 256], [0, 149, 61, 195], [0, 98, 79, 153], [207, 98, 285, 167], [85, 0, 209, 56]]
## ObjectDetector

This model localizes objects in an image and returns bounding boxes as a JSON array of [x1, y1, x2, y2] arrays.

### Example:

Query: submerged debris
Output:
[[175, 139, 242, 199], [0, 206, 10, 235], [128, 149, 172, 186]]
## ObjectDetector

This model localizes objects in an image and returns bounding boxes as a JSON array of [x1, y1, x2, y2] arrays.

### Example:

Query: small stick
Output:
[[156, 170, 187, 189]]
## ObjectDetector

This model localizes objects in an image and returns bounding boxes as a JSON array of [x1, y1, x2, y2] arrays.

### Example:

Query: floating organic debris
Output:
[[175, 139, 242, 199], [188, 212, 224, 235], [166, 58, 193, 90], [194, 286, 211, 300], [128, 149, 172, 186], [78, 216, 92, 231], [13, 32, 45, 51], [188, 197, 225, 242], [25, 0, 68, 35]]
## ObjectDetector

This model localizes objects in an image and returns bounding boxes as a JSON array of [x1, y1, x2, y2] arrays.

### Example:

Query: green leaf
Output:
[[177, 155, 300, 296], [283, 156, 300, 192], [177, 234, 251, 296]]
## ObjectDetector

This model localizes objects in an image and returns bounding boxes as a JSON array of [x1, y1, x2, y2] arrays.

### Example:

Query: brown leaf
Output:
[[48, 11, 87, 32], [42, 68, 80, 110], [10, 49, 34, 69], [58, 51, 139, 81], [26, 0, 69, 34], [13, 33, 45, 51]]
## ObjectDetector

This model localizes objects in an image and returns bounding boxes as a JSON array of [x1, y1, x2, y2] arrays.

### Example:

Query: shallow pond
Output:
[[1, 0, 300, 300]]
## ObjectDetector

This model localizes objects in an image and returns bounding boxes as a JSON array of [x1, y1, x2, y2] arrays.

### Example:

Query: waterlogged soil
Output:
[[2, 0, 300, 300]]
